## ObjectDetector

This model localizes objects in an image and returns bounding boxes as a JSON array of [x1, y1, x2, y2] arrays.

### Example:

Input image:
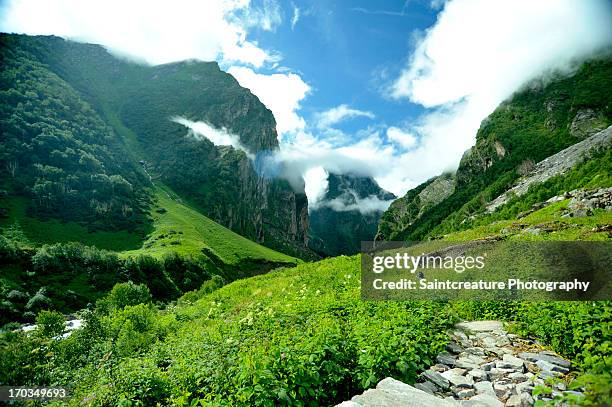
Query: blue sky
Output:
[[249, 0, 435, 132], [2, 0, 612, 206]]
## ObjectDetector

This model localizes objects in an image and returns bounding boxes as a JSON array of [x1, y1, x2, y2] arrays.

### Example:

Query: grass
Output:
[[0, 196, 143, 251], [122, 183, 297, 265], [444, 200, 612, 242]]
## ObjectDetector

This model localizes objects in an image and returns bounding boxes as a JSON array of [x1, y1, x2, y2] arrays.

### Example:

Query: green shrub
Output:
[[35, 309, 65, 338]]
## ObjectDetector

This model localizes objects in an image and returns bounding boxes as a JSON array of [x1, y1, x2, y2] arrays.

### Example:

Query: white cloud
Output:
[[291, 3, 300, 30], [228, 66, 310, 136], [386, 127, 417, 149], [385, 0, 612, 187], [320, 193, 394, 215], [315, 104, 375, 129], [172, 116, 254, 158], [0, 0, 280, 67], [303, 166, 328, 208]]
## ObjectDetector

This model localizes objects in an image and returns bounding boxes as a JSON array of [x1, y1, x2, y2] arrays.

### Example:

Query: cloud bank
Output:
[[0, 0, 280, 67], [315, 104, 375, 129]]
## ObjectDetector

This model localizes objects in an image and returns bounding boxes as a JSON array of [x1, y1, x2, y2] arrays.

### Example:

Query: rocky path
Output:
[[337, 321, 582, 406]]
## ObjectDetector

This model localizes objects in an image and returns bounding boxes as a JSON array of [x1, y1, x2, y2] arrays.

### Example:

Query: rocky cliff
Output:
[[309, 173, 395, 256]]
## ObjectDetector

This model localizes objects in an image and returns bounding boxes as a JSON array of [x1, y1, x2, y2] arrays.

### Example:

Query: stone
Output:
[[336, 402, 362, 407], [515, 382, 534, 395], [420, 370, 451, 390], [535, 360, 569, 374], [432, 363, 451, 372], [488, 368, 515, 380], [456, 321, 504, 333], [474, 381, 496, 396], [517, 352, 571, 369], [464, 393, 504, 407], [438, 352, 458, 366], [447, 341, 464, 354], [456, 389, 476, 398], [414, 381, 438, 395], [508, 372, 527, 383], [442, 368, 474, 387], [505, 393, 533, 407], [342, 378, 459, 407], [482, 362, 496, 372], [466, 347, 486, 356], [467, 369, 487, 381], [496, 354, 525, 371]]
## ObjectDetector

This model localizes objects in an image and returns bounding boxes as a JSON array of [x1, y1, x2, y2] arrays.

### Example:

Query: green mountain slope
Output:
[[377, 56, 612, 241], [0, 34, 313, 259], [125, 183, 296, 266]]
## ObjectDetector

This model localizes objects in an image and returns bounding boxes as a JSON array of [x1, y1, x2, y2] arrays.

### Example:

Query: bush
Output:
[[97, 282, 152, 313], [35, 309, 65, 338]]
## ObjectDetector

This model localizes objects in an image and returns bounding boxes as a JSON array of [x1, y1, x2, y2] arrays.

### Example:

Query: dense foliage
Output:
[[0, 232, 220, 325], [1, 258, 456, 406], [0, 37, 152, 233]]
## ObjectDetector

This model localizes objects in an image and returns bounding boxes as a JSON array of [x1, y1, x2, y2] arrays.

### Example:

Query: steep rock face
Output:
[[375, 173, 455, 241], [309, 173, 395, 256], [376, 56, 612, 241], [4, 34, 313, 258]]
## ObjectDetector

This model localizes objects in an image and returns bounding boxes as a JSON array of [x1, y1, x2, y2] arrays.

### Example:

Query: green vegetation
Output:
[[383, 57, 612, 242], [125, 184, 296, 265]]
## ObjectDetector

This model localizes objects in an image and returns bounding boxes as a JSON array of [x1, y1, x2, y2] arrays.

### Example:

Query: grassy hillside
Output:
[[124, 183, 297, 265], [1, 200, 610, 405]]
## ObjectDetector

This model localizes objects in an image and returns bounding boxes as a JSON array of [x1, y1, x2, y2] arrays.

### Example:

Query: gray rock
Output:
[[456, 321, 504, 333], [517, 352, 571, 369], [447, 341, 464, 354], [442, 369, 474, 387], [535, 360, 569, 374], [466, 347, 486, 356], [488, 368, 515, 380], [482, 362, 496, 372], [463, 393, 504, 407], [342, 378, 459, 407], [474, 381, 496, 396], [456, 388, 476, 398], [505, 393, 533, 407], [496, 354, 525, 371], [515, 382, 534, 395], [438, 352, 458, 366], [508, 372, 527, 383], [432, 363, 451, 372], [467, 369, 487, 381], [420, 370, 451, 390], [336, 402, 362, 407], [414, 381, 438, 395]]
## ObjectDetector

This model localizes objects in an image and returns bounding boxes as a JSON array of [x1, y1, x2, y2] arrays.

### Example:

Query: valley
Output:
[[0, 32, 610, 406]]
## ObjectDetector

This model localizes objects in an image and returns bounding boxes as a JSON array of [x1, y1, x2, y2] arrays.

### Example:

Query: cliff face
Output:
[[375, 173, 455, 242], [3, 34, 313, 258], [309, 173, 395, 256], [376, 56, 612, 241]]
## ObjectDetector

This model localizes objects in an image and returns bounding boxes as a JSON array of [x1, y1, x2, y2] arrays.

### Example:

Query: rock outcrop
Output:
[[375, 173, 455, 241], [486, 126, 611, 213], [336, 320, 584, 407]]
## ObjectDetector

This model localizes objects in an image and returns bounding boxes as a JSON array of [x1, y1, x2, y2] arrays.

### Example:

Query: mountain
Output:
[[376, 55, 612, 242], [0, 34, 313, 259], [308, 173, 395, 256], [1, 41, 611, 407]]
